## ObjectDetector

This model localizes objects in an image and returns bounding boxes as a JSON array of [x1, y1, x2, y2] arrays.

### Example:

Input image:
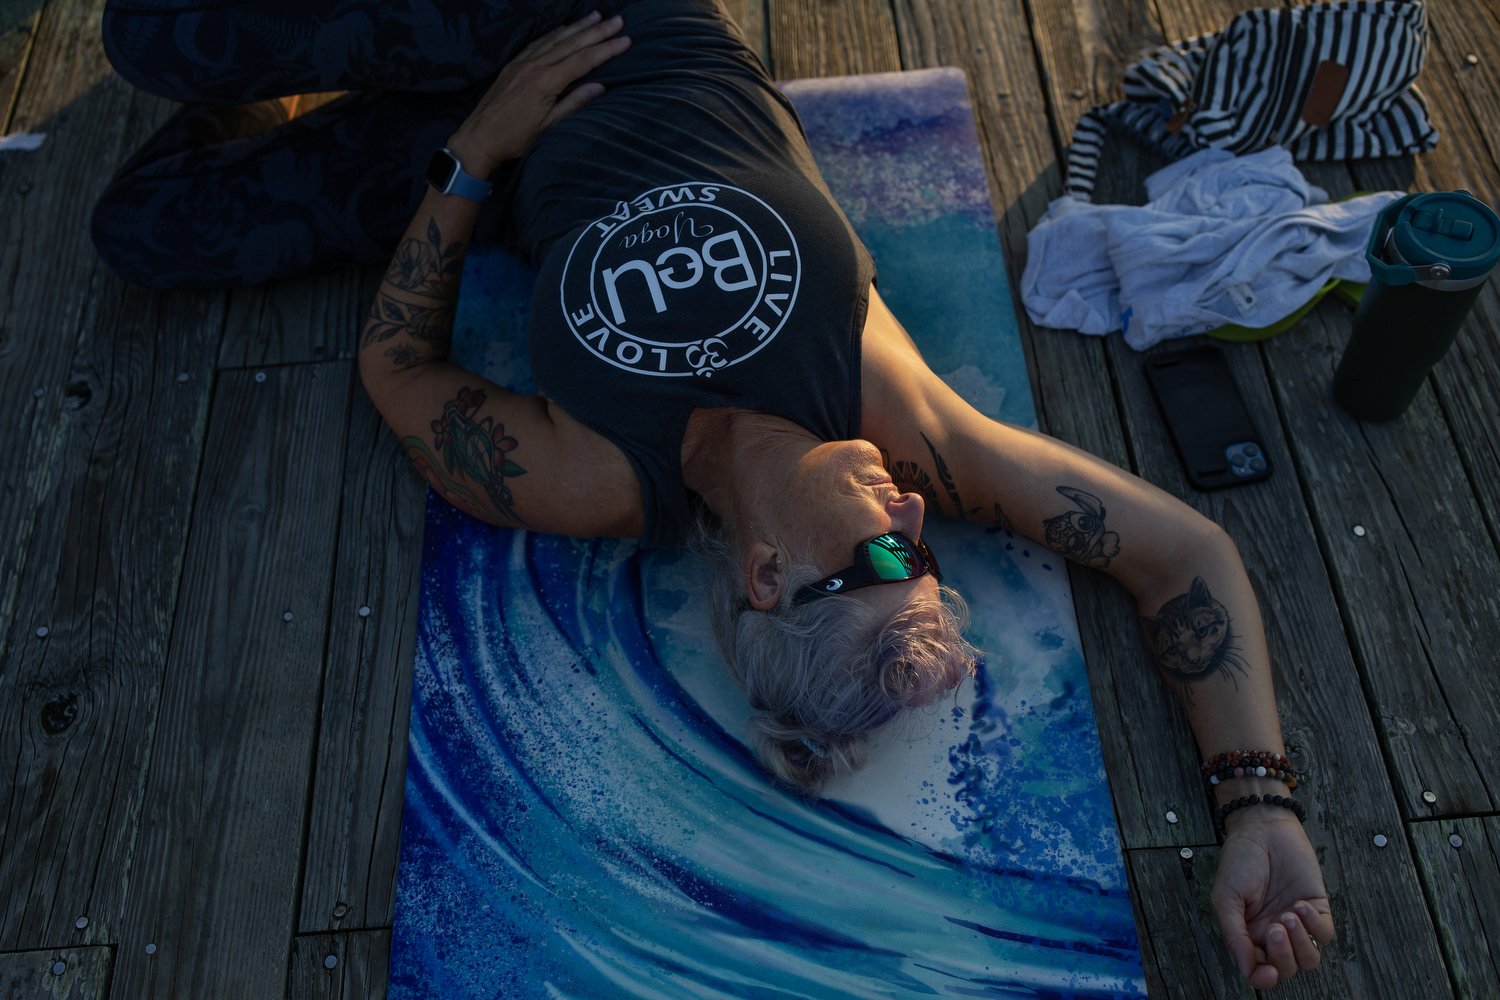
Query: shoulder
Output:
[[858, 285, 973, 447]]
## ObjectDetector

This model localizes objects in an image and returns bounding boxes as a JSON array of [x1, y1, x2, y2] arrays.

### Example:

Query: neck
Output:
[[681, 409, 815, 535]]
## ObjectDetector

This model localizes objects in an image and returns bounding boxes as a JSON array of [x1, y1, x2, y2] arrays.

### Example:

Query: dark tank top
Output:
[[498, 0, 876, 547]]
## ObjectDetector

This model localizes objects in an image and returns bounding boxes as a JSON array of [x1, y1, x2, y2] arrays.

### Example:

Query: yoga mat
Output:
[[389, 67, 1147, 998]]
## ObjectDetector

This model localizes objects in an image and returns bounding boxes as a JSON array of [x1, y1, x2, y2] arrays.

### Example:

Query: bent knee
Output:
[[101, 3, 242, 103]]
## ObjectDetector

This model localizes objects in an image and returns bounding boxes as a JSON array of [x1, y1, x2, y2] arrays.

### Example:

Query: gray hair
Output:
[[693, 511, 980, 797]]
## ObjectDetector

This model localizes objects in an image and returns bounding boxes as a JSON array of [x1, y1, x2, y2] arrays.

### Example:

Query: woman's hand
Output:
[[1211, 807, 1335, 989], [446, 11, 630, 178]]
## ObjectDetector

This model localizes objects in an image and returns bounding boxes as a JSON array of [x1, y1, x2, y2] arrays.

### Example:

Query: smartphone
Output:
[[1143, 345, 1271, 490]]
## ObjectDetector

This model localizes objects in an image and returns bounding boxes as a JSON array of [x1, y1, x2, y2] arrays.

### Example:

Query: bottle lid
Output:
[[1387, 190, 1500, 283]]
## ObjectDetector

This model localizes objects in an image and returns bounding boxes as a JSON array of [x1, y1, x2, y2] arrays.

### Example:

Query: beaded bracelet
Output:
[[1200, 750, 1298, 789], [1215, 792, 1306, 832]]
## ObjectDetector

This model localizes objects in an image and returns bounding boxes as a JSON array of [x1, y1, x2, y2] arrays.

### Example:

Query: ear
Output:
[[744, 539, 787, 611]]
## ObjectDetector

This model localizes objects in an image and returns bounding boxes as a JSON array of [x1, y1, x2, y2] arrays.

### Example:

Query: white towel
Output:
[[1022, 147, 1402, 349]]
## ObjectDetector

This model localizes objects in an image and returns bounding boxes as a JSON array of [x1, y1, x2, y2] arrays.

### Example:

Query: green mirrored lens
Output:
[[867, 535, 918, 579]]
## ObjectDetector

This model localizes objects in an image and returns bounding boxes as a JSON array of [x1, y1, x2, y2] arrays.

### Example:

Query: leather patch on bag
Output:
[[1301, 60, 1350, 127]]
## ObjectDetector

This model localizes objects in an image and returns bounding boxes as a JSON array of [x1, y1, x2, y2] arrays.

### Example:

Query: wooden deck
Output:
[[2, 0, 1497, 996]]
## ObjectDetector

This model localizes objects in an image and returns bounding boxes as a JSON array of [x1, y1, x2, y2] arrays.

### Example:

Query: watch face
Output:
[[426, 149, 457, 191]]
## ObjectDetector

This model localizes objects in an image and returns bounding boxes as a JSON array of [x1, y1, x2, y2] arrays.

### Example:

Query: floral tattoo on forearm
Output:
[[362, 217, 466, 368], [403, 385, 527, 526]]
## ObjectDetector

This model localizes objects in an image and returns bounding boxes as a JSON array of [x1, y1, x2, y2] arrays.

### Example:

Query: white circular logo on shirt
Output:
[[559, 182, 801, 377]]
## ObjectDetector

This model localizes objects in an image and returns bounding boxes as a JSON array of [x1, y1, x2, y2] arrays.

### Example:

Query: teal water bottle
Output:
[[1332, 190, 1500, 421]]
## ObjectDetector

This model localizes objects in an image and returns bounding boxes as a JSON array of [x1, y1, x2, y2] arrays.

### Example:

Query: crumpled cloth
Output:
[[1021, 147, 1402, 349]]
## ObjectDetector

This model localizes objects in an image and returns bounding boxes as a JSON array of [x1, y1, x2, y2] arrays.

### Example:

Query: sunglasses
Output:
[[793, 531, 942, 605]]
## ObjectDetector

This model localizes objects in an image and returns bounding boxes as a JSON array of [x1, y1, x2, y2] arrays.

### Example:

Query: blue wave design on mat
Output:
[[391, 68, 1146, 998]]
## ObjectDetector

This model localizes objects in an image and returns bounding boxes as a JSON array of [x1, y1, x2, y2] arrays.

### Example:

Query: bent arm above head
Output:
[[358, 186, 642, 538], [358, 11, 640, 536]]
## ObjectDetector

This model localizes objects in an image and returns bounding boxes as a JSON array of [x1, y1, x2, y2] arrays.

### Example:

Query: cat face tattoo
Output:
[[1145, 577, 1248, 699], [1043, 487, 1121, 568]]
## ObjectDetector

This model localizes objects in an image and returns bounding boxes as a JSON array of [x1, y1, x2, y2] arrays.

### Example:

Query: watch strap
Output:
[[430, 147, 493, 202]]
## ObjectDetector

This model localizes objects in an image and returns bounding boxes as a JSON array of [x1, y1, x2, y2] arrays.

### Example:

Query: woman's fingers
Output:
[[519, 10, 604, 61], [1279, 912, 1323, 971], [1264, 922, 1299, 981], [551, 32, 632, 84], [1294, 900, 1336, 946], [544, 82, 606, 128], [537, 13, 625, 66]]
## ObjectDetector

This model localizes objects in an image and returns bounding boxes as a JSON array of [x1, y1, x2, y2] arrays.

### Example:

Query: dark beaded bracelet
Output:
[[1215, 793, 1306, 833]]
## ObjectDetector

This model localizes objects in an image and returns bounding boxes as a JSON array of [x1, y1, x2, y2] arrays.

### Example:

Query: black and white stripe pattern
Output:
[[1065, 1, 1438, 201]]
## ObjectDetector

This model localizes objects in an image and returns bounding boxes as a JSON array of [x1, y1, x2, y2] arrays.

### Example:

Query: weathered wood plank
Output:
[[1259, 294, 1500, 817], [768, 0, 901, 79], [286, 929, 392, 1000], [1127, 847, 1249, 999], [1411, 816, 1500, 999], [0, 946, 113, 999], [0, 0, 170, 671], [107, 363, 353, 1000], [297, 395, 423, 933], [1425, 0, 1500, 177], [0, 0, 228, 956], [0, 0, 42, 129], [0, 279, 223, 951], [218, 265, 378, 369]]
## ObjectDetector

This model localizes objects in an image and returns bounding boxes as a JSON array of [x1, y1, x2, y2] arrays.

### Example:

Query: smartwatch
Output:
[[425, 147, 493, 202]]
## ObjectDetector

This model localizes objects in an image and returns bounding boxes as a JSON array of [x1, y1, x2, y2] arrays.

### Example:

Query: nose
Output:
[[887, 491, 926, 539]]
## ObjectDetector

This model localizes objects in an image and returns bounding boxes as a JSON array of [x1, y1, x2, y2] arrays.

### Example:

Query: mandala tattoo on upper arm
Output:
[[1144, 577, 1248, 702], [878, 446, 940, 507], [1042, 486, 1121, 568], [401, 385, 528, 526]]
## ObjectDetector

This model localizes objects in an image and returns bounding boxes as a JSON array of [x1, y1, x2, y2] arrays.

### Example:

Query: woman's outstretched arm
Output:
[[860, 291, 1333, 989], [358, 13, 637, 534]]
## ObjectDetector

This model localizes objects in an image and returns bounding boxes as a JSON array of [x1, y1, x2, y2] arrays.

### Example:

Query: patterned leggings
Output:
[[91, 0, 612, 288]]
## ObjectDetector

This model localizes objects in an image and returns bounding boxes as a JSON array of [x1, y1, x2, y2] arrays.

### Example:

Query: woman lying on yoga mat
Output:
[[94, 0, 1331, 987]]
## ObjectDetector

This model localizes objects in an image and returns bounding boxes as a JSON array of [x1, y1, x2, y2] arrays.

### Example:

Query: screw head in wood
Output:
[[333, 903, 348, 919], [177, 372, 190, 383], [358, 606, 371, 618], [1466, 53, 1480, 65], [75, 916, 88, 930], [36, 626, 49, 638], [1372, 834, 1388, 847], [1450, 834, 1463, 848], [145, 943, 157, 955], [51, 961, 65, 975], [255, 371, 267, 383], [283, 610, 294, 622], [1422, 790, 1437, 804], [324, 954, 338, 970], [33, 387, 44, 398], [1179, 847, 1193, 859], [1165, 810, 1179, 824], [1069, 88, 1085, 99], [1352, 525, 1367, 537]]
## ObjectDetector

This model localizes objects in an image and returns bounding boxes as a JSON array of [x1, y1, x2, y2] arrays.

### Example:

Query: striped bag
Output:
[[1065, 0, 1439, 202]]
